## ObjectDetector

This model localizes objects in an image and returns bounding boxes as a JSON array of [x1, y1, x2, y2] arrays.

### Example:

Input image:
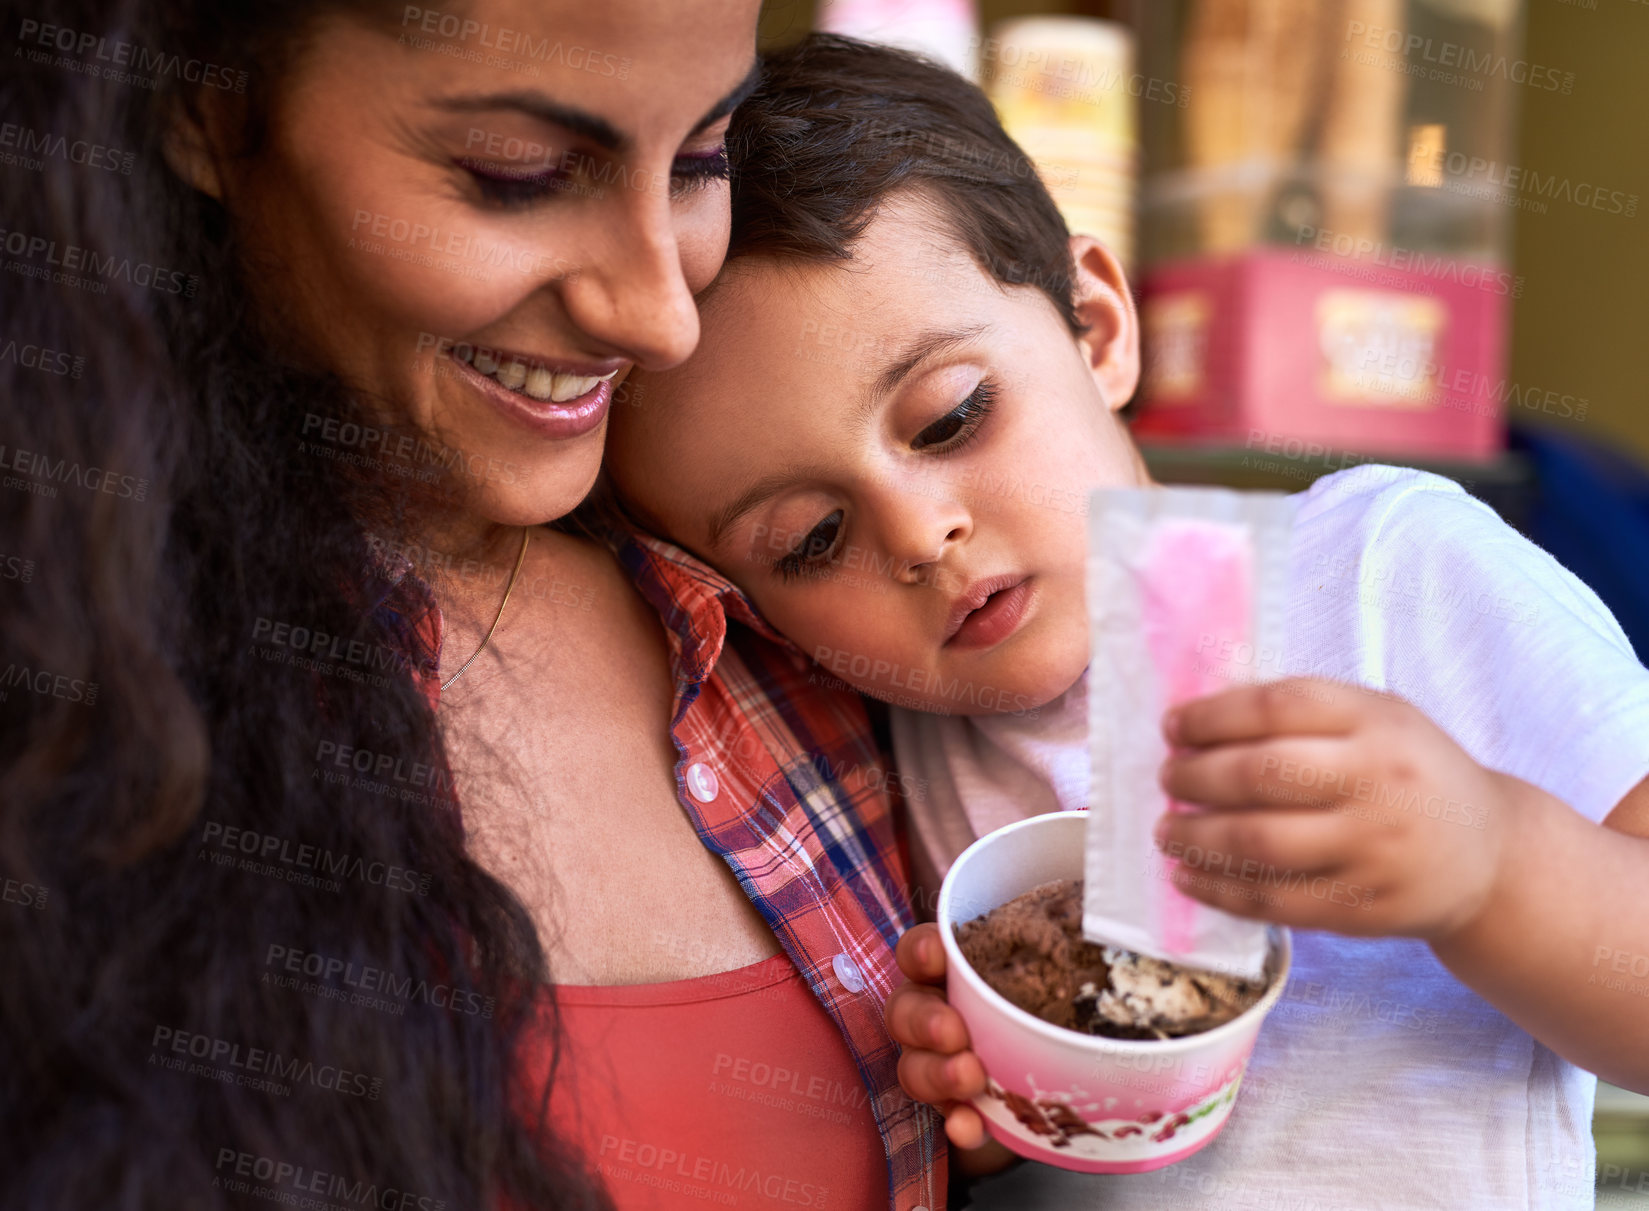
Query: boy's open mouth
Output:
[[945, 574, 1034, 650]]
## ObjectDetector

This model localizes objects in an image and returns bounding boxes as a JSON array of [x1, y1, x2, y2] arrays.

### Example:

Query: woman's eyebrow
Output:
[[693, 59, 762, 134], [431, 61, 758, 154], [435, 91, 628, 151]]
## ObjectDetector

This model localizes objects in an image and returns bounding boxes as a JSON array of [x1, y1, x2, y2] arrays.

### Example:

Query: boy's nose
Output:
[[889, 516, 971, 587]]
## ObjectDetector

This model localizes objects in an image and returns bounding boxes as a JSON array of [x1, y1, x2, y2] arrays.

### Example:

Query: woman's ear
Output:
[[1069, 235, 1140, 412], [162, 96, 226, 200]]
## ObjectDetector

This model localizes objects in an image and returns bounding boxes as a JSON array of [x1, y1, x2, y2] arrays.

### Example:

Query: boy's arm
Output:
[[1158, 679, 1649, 1093], [1605, 776, 1649, 835], [1426, 773, 1649, 1092]]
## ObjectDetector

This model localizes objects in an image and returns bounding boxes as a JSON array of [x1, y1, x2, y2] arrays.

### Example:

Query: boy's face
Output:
[[606, 192, 1148, 714]]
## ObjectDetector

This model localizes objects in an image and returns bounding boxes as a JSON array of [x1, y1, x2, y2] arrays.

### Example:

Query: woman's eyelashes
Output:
[[773, 510, 843, 582], [459, 159, 570, 207], [460, 147, 730, 209], [910, 380, 998, 451], [669, 148, 732, 193]]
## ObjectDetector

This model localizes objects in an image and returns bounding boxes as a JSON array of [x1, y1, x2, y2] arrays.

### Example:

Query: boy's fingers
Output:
[[1156, 807, 1359, 876], [1167, 679, 1369, 749], [886, 983, 972, 1053], [1162, 737, 1357, 810], [943, 1103, 987, 1150], [898, 1046, 986, 1106], [1170, 863, 1379, 931], [894, 923, 947, 983]]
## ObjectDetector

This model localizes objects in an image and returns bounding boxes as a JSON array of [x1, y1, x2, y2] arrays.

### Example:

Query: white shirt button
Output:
[[686, 762, 720, 803], [833, 952, 866, 994]]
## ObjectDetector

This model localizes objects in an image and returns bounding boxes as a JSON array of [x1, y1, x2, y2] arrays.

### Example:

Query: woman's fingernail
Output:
[[1153, 815, 1170, 847]]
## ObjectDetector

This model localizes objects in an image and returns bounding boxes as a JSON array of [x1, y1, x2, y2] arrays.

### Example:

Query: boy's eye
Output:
[[911, 380, 998, 452], [773, 510, 844, 582]]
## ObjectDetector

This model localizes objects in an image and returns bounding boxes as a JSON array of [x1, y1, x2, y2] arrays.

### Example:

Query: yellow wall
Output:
[[1508, 0, 1649, 466]]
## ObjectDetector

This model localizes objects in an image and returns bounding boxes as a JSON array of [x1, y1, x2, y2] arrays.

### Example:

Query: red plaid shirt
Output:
[[386, 524, 947, 1211]]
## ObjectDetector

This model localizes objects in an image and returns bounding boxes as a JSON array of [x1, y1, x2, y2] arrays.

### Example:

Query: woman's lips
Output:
[[946, 578, 1035, 650], [447, 348, 615, 441]]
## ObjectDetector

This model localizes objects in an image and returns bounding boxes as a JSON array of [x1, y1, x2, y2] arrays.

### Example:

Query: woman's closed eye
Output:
[[460, 147, 730, 209], [459, 159, 574, 207], [911, 380, 998, 451], [669, 148, 731, 193], [773, 510, 843, 582]]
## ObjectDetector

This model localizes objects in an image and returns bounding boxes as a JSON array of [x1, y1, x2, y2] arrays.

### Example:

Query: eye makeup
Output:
[[459, 145, 729, 208]]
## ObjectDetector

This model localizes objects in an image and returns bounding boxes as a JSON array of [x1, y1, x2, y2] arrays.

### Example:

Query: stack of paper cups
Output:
[[982, 17, 1137, 271]]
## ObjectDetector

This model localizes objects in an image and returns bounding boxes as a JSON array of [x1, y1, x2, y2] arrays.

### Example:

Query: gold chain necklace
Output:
[[439, 526, 530, 692]]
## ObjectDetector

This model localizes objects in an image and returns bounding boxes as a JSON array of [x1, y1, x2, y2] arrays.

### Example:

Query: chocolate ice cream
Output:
[[954, 878, 1267, 1040]]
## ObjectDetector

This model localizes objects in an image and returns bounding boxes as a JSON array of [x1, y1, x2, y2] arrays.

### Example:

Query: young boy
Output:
[[603, 34, 1649, 1209]]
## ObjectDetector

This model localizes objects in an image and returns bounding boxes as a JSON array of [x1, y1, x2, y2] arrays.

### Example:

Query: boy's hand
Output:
[[1156, 678, 1522, 944], [886, 923, 1016, 1173]]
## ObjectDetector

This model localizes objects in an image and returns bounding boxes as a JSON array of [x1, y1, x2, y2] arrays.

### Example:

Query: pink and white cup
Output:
[[937, 811, 1291, 1173]]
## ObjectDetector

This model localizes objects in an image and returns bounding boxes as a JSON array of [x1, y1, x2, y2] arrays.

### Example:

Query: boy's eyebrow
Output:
[[706, 323, 993, 551], [434, 59, 760, 154], [706, 462, 833, 553], [856, 323, 990, 424]]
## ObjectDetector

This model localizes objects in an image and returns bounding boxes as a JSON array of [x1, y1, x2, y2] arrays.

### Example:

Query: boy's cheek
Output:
[[783, 604, 914, 695], [790, 613, 874, 681]]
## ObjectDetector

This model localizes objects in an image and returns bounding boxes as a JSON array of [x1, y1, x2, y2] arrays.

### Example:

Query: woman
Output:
[[0, 3, 940, 1208]]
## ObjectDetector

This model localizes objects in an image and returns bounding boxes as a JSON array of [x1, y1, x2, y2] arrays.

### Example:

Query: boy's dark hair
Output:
[[726, 33, 1082, 332]]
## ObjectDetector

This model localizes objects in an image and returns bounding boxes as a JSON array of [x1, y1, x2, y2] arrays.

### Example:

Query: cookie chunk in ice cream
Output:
[[953, 878, 1267, 1040]]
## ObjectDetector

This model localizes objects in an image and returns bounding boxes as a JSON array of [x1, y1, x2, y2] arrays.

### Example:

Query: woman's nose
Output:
[[557, 195, 701, 371]]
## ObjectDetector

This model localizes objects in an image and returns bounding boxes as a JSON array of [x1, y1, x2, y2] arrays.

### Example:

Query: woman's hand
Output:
[[886, 924, 1017, 1173], [1155, 678, 1522, 944]]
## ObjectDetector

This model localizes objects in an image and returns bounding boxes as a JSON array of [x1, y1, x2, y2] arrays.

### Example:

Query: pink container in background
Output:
[[1132, 248, 1508, 460], [937, 811, 1291, 1173]]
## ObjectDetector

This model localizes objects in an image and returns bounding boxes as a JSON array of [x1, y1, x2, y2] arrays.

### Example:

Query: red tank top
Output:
[[526, 952, 888, 1211]]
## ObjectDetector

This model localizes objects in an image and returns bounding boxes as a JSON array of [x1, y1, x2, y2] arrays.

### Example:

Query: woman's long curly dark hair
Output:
[[0, 2, 607, 1207]]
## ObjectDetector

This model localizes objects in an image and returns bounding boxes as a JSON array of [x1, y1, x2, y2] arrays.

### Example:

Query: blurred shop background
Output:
[[759, 0, 1649, 1200]]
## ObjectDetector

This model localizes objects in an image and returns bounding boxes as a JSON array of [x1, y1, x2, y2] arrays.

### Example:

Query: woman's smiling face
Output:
[[196, 0, 760, 526], [607, 192, 1148, 715]]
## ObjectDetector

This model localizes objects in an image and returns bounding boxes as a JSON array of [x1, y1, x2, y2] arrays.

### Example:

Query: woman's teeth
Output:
[[454, 346, 616, 403]]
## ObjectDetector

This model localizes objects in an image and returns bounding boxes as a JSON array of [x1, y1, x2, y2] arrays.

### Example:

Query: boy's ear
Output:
[[1069, 235, 1140, 412]]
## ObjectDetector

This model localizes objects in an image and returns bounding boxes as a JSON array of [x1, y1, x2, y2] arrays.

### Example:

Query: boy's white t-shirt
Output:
[[892, 465, 1649, 1210]]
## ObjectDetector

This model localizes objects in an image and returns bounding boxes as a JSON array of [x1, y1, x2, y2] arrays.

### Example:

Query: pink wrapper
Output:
[[1084, 487, 1296, 979]]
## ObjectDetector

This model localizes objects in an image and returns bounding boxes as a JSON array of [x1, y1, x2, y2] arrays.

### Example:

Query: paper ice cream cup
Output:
[[937, 811, 1291, 1173]]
